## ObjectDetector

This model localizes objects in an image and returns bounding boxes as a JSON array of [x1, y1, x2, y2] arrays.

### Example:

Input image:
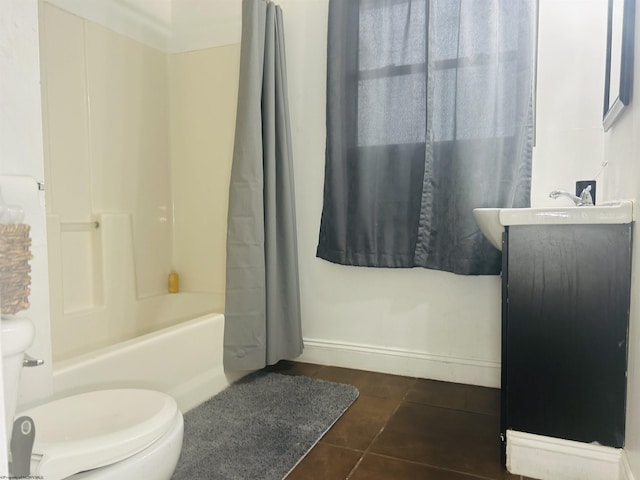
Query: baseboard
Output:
[[507, 430, 625, 480], [620, 451, 636, 480], [297, 338, 500, 388]]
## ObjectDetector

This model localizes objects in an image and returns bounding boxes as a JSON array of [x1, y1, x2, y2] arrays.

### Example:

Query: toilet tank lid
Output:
[[18, 388, 179, 480]]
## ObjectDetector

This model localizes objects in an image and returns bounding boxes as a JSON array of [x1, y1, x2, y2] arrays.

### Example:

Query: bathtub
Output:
[[52, 312, 230, 413]]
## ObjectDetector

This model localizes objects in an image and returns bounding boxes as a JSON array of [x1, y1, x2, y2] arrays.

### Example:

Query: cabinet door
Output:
[[505, 224, 631, 447]]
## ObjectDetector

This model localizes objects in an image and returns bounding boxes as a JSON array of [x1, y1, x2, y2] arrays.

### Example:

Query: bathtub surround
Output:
[[39, 3, 177, 361], [225, 0, 303, 371], [38, 3, 235, 365], [46, 213, 224, 361], [172, 370, 358, 480], [40, 3, 173, 302]]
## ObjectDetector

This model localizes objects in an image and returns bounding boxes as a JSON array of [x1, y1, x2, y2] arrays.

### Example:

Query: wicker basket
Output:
[[0, 224, 32, 315]]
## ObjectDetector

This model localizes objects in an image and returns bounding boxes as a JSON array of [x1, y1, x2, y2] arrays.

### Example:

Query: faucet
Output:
[[549, 185, 594, 206]]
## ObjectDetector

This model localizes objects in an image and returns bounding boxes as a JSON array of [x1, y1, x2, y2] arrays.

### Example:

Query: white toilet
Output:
[[2, 316, 184, 480]]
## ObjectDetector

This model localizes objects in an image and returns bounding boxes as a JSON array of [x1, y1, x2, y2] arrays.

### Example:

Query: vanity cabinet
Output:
[[501, 223, 632, 457]]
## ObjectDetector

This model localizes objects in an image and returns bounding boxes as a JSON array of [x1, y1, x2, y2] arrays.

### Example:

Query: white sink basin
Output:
[[472, 208, 502, 250], [473, 200, 634, 251]]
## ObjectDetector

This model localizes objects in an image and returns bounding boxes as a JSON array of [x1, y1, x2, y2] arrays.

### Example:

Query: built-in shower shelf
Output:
[[60, 221, 100, 232]]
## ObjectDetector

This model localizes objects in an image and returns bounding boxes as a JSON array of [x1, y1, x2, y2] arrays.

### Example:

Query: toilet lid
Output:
[[18, 389, 178, 480]]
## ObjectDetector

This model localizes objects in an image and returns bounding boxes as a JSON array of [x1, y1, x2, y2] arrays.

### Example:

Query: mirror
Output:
[[603, 0, 635, 131]]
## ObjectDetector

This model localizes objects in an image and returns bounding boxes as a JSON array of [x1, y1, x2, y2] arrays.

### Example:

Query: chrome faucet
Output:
[[549, 185, 594, 206]]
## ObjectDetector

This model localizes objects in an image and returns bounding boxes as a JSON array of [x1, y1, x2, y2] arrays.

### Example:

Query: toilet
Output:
[[2, 316, 184, 480]]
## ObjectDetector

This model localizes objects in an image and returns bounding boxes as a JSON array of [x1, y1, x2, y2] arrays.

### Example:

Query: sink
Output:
[[472, 208, 503, 250], [473, 200, 634, 251]]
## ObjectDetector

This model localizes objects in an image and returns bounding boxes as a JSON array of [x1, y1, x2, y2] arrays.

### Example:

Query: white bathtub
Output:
[[52, 312, 229, 413]]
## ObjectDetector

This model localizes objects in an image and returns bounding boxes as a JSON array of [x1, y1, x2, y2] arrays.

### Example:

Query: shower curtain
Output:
[[224, 0, 303, 371]]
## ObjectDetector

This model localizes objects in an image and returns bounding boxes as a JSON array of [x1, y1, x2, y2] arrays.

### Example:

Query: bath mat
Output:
[[171, 370, 359, 480]]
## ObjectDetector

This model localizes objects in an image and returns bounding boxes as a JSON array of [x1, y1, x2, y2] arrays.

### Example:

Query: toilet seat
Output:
[[18, 389, 178, 480]]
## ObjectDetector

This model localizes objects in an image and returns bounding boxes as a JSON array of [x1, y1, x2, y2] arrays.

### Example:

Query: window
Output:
[[318, 0, 536, 275]]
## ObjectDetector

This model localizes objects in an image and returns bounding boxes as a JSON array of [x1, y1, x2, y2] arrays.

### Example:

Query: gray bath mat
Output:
[[171, 370, 359, 480]]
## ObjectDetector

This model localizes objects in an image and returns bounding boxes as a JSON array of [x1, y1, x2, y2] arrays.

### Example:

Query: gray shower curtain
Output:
[[224, 0, 303, 371]]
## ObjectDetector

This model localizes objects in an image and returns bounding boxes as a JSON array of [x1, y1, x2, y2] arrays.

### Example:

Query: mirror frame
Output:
[[603, 0, 636, 131]]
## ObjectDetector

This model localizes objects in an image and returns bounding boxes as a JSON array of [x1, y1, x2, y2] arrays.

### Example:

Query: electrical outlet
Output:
[[576, 180, 596, 205]]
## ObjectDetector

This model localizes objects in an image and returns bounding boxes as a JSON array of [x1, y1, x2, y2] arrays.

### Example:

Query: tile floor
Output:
[[265, 361, 533, 480]]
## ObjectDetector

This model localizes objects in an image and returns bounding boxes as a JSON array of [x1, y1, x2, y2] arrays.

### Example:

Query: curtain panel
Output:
[[317, 0, 536, 275], [225, 0, 303, 371]]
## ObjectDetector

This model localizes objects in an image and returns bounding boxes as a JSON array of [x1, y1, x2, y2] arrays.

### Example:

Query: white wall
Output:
[[531, 0, 608, 206], [0, 0, 54, 473], [0, 0, 54, 406], [603, 2, 640, 477]]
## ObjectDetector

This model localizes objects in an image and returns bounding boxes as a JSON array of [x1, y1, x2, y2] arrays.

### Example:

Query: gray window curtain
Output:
[[225, 0, 303, 371], [317, 0, 536, 275]]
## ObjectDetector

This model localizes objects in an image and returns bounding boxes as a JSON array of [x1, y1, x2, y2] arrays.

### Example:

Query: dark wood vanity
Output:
[[500, 223, 632, 461]]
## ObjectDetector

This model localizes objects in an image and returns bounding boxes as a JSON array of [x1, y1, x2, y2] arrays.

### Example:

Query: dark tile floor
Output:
[[265, 361, 533, 480]]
